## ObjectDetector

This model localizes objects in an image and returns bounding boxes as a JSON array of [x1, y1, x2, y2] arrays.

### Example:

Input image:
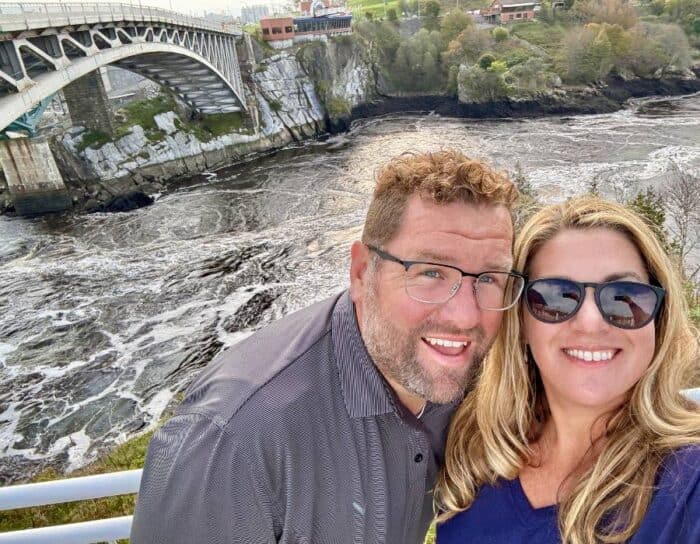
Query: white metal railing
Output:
[[0, 389, 698, 543], [0, 2, 241, 34], [0, 469, 142, 544]]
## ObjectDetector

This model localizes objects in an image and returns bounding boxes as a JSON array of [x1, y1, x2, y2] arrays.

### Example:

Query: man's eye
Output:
[[421, 268, 444, 279], [478, 274, 496, 284]]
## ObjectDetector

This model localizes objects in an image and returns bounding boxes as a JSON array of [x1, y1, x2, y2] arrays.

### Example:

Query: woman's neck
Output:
[[519, 399, 618, 508]]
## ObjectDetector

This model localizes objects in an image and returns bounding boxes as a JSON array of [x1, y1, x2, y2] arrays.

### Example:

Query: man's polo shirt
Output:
[[131, 290, 458, 544]]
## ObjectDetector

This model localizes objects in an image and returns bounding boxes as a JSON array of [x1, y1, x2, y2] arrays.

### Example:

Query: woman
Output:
[[435, 196, 700, 543]]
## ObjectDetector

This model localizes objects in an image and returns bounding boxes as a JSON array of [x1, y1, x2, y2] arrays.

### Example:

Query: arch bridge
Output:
[[0, 2, 248, 134]]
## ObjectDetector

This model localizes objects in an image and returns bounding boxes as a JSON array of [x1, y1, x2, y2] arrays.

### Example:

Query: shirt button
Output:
[[414, 453, 423, 463]]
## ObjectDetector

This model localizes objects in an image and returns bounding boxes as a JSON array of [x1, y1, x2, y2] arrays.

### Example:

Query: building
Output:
[[259, 0, 351, 49], [482, 0, 538, 23], [260, 16, 295, 48], [241, 4, 270, 24]]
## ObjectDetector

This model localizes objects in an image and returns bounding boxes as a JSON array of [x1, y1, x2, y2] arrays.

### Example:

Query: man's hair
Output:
[[435, 196, 700, 543], [362, 150, 519, 247]]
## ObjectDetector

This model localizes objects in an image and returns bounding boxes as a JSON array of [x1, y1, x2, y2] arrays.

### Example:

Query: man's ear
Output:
[[349, 241, 369, 304]]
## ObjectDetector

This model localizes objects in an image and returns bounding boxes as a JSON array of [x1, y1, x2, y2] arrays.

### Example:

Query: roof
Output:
[[499, 0, 540, 5]]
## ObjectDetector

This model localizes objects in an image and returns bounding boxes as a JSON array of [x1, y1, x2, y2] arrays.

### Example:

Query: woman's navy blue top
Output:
[[437, 446, 700, 543]]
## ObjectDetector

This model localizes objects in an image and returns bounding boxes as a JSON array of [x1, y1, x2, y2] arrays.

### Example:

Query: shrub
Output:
[[493, 26, 510, 42], [458, 63, 511, 102], [478, 52, 496, 69]]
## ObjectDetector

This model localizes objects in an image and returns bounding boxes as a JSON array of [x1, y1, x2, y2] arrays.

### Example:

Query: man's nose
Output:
[[440, 278, 481, 329]]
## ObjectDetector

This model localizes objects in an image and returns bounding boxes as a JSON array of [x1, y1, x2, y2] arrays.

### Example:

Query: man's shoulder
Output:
[[178, 292, 345, 428]]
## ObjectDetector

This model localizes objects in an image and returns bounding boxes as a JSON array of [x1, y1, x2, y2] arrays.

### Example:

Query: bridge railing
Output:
[[0, 388, 699, 543], [0, 2, 240, 35]]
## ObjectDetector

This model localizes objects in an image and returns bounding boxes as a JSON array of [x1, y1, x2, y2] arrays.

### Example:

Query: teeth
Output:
[[564, 349, 615, 362], [426, 337, 468, 348]]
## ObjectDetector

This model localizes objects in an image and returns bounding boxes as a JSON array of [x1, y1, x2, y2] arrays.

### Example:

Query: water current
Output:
[[0, 92, 698, 482]]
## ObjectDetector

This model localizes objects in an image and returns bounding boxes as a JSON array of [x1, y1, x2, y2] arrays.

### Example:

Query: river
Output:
[[0, 92, 698, 482]]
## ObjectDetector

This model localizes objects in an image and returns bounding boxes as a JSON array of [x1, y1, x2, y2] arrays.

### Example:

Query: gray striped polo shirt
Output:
[[131, 291, 459, 544]]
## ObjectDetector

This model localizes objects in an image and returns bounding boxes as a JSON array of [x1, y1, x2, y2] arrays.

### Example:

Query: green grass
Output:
[[510, 21, 567, 57], [75, 130, 112, 152], [349, 0, 401, 19], [326, 95, 352, 116]]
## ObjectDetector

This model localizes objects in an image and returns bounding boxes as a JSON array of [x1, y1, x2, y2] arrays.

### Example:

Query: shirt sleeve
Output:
[[130, 413, 280, 544]]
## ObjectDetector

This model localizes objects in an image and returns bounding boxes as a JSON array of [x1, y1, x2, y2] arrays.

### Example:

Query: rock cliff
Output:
[[58, 35, 375, 194]]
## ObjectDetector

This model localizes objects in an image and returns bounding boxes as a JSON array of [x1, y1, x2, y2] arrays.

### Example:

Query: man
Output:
[[131, 149, 521, 544]]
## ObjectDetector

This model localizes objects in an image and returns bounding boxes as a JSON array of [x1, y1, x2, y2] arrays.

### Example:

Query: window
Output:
[[272, 27, 282, 34], [516, 12, 522, 17], [285, 26, 292, 32], [262, 28, 270, 35]]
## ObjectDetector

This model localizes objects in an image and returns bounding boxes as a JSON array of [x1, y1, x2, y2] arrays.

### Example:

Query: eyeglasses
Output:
[[366, 244, 525, 311], [524, 278, 665, 330]]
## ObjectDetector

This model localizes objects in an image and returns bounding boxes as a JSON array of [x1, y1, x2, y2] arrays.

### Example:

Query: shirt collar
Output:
[[332, 290, 396, 418]]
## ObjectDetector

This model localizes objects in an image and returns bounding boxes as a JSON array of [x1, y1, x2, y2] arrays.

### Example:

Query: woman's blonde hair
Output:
[[435, 196, 700, 543]]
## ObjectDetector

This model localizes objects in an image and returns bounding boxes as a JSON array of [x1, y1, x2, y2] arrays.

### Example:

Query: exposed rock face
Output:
[[57, 40, 374, 192], [253, 52, 326, 141]]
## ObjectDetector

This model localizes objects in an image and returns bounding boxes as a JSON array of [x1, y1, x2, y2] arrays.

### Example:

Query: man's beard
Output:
[[361, 282, 489, 405]]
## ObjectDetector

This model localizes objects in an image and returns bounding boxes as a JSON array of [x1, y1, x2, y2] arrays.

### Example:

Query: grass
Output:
[[326, 95, 352, 116], [510, 21, 567, 57], [75, 130, 112, 153], [348, 0, 401, 20]]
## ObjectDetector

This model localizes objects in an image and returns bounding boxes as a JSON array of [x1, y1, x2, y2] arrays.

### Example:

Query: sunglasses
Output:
[[524, 278, 665, 330]]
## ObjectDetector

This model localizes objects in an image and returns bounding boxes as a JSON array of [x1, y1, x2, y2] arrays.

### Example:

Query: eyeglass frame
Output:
[[365, 244, 525, 311]]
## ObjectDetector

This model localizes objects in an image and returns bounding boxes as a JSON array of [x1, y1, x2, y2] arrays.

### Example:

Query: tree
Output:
[[391, 29, 445, 91], [444, 26, 493, 67], [627, 188, 672, 252], [440, 9, 473, 44], [664, 164, 700, 281], [399, 0, 410, 15], [574, 0, 639, 28], [423, 0, 442, 31], [624, 23, 692, 77], [458, 62, 511, 103], [387, 7, 399, 21]]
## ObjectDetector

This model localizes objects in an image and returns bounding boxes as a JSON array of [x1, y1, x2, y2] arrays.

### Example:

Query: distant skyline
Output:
[[4, 0, 295, 18]]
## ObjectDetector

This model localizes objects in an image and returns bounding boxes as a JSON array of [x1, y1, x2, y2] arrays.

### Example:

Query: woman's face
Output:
[[523, 228, 657, 414]]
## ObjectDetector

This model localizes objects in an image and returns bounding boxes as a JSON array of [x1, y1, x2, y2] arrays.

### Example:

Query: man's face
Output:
[[350, 194, 514, 408]]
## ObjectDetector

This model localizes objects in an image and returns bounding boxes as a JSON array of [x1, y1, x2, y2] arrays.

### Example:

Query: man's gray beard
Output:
[[361, 281, 488, 405]]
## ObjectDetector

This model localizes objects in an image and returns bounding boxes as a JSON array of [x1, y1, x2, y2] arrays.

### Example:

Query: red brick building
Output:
[[260, 16, 294, 45], [482, 0, 538, 23]]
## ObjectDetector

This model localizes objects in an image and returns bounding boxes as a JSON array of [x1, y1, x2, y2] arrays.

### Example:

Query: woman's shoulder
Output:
[[656, 444, 700, 497]]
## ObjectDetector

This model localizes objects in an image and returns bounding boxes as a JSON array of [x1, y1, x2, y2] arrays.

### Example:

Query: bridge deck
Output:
[[0, 2, 240, 35]]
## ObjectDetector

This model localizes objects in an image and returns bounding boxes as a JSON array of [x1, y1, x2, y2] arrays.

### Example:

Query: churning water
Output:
[[1, 93, 698, 482]]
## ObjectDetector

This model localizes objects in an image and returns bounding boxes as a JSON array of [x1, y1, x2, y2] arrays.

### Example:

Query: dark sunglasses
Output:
[[524, 278, 665, 330]]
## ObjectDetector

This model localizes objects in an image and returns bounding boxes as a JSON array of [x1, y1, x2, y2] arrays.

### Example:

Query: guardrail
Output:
[[0, 469, 142, 544], [0, 2, 241, 34], [0, 388, 699, 543]]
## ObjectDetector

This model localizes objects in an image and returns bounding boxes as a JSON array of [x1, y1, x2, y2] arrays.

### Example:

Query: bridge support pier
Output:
[[63, 70, 117, 137], [0, 138, 72, 216]]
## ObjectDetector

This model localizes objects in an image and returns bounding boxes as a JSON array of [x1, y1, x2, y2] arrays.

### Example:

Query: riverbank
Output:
[[348, 72, 700, 123]]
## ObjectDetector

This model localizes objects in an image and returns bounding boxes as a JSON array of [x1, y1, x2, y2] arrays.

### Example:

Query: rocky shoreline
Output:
[[348, 71, 700, 124]]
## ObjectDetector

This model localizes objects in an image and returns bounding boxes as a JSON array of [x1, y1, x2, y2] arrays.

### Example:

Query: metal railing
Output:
[[0, 469, 142, 544], [0, 2, 241, 34], [0, 388, 698, 543]]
